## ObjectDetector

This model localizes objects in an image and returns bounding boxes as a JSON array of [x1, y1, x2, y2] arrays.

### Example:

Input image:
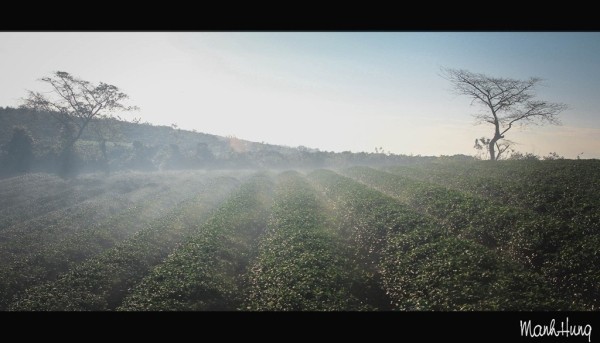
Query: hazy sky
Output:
[[1, 32, 599, 158]]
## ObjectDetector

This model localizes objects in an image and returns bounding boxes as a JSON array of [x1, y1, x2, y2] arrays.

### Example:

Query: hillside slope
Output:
[[0, 107, 446, 177]]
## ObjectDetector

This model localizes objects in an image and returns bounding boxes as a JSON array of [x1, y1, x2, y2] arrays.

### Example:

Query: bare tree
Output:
[[442, 68, 567, 161], [21, 71, 138, 176]]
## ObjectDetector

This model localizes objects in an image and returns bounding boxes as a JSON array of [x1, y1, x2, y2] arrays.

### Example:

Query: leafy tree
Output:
[[3, 127, 34, 174], [193, 142, 214, 167], [88, 115, 137, 175], [542, 152, 564, 160], [507, 151, 540, 161], [442, 68, 567, 161], [473, 137, 515, 160], [125, 140, 156, 171]]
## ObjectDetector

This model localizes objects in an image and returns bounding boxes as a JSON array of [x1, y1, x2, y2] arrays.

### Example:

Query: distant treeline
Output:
[[0, 107, 471, 178]]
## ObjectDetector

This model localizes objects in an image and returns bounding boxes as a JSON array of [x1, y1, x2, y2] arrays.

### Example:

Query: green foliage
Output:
[[309, 169, 564, 310], [383, 160, 600, 309], [0, 172, 216, 309], [123, 140, 156, 170], [245, 172, 363, 311], [308, 169, 437, 309], [508, 151, 540, 160], [343, 166, 525, 248], [9, 175, 239, 310], [383, 231, 560, 310], [119, 174, 274, 311], [0, 160, 597, 311], [2, 127, 34, 175]]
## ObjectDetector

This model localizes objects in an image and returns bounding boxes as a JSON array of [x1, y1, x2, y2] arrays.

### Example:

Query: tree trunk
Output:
[[488, 140, 496, 161], [56, 130, 77, 179], [59, 144, 75, 179], [488, 121, 503, 161], [57, 121, 90, 178], [100, 139, 110, 176]]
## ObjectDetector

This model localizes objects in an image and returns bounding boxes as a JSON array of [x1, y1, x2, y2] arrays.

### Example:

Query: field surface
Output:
[[1, 160, 599, 311]]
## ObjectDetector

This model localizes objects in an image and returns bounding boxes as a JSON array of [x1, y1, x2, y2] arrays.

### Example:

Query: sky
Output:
[[1, 32, 599, 158]]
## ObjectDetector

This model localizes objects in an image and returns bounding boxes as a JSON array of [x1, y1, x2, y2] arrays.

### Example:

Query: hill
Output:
[[0, 106, 450, 177]]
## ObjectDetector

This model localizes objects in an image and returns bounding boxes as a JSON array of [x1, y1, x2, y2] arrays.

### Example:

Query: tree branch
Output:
[[441, 67, 567, 161], [21, 71, 138, 158]]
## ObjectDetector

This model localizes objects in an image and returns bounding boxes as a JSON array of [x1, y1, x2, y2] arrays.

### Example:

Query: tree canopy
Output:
[[21, 71, 137, 176]]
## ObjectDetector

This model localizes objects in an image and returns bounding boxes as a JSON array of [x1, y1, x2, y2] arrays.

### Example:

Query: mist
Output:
[[1, 32, 599, 314]]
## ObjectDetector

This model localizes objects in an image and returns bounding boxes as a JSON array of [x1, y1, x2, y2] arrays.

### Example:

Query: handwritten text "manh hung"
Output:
[[521, 317, 592, 342]]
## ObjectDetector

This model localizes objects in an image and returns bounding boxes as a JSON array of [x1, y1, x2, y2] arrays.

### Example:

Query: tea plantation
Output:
[[1, 160, 598, 310]]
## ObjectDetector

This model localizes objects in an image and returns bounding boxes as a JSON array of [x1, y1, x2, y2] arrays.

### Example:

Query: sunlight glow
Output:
[[1, 32, 599, 158]]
